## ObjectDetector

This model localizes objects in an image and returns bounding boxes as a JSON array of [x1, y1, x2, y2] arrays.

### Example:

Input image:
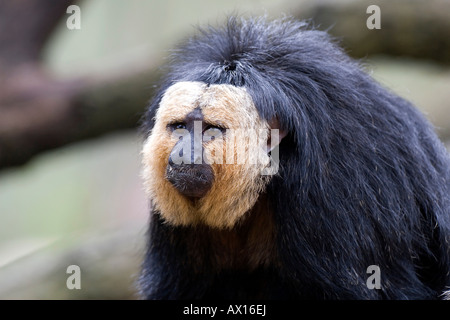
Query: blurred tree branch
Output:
[[295, 0, 450, 64], [0, 65, 159, 168], [1, 0, 450, 170], [0, 0, 72, 65]]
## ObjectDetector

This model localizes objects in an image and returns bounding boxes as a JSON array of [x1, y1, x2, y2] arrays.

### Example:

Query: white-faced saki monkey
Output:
[[139, 17, 450, 299]]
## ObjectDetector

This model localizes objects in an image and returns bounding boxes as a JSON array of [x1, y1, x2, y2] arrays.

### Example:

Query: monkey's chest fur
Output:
[[195, 195, 277, 270], [173, 195, 285, 299]]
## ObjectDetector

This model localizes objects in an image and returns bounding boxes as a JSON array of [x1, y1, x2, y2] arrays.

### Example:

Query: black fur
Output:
[[140, 17, 450, 299]]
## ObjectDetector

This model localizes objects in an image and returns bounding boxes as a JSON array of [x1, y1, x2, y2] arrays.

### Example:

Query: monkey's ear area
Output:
[[266, 117, 288, 153]]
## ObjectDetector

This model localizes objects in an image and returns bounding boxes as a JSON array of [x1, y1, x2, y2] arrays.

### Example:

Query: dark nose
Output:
[[165, 162, 214, 199], [166, 129, 213, 197]]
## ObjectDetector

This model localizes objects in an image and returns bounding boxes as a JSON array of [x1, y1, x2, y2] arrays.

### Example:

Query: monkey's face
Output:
[[142, 81, 283, 229]]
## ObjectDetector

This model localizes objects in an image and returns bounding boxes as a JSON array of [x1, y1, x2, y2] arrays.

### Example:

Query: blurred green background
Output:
[[0, 0, 449, 299]]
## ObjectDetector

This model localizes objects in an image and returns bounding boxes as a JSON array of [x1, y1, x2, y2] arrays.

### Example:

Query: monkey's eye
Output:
[[204, 125, 225, 134], [167, 122, 187, 131], [203, 125, 225, 141]]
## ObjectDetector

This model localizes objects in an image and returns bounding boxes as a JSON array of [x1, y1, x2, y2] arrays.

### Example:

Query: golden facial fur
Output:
[[141, 81, 274, 229]]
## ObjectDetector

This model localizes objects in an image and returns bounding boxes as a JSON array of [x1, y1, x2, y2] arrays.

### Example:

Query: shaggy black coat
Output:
[[140, 17, 450, 299]]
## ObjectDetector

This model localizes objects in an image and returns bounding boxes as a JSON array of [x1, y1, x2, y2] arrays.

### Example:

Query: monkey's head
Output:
[[142, 81, 285, 229]]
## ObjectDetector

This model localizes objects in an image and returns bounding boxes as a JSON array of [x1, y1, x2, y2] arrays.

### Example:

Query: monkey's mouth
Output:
[[165, 164, 214, 198]]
